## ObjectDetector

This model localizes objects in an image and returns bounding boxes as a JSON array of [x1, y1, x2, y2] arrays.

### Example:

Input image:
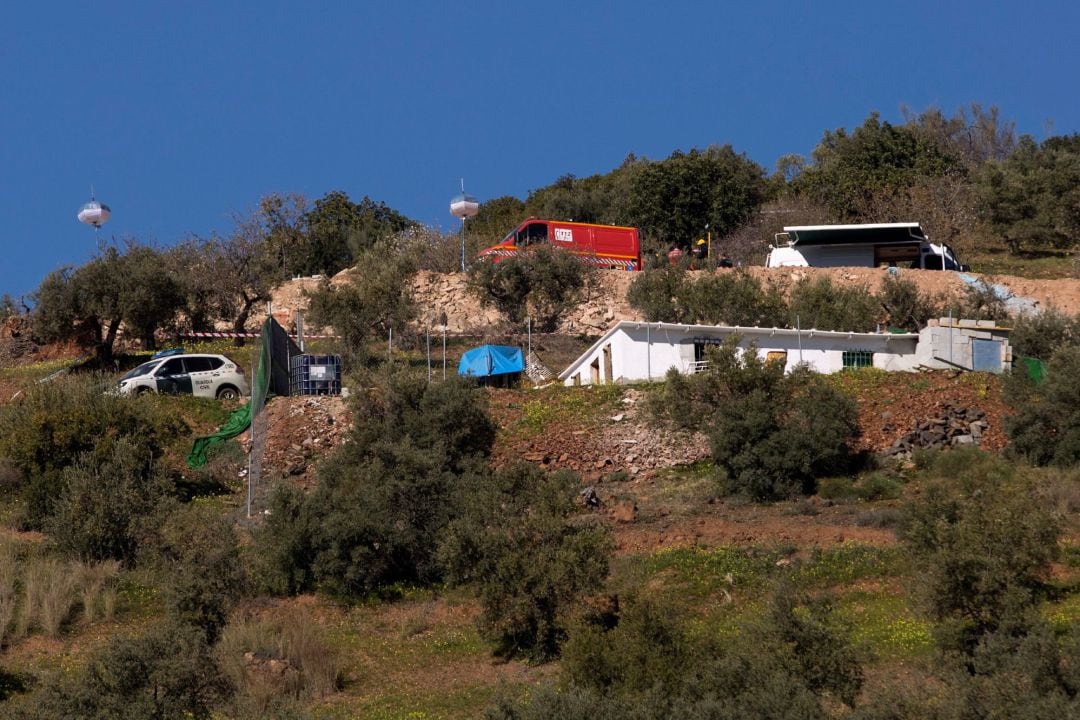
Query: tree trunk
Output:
[[97, 317, 121, 363], [232, 294, 261, 346]]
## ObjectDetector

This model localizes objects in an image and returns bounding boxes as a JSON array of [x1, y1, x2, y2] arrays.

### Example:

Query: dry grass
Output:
[[78, 560, 121, 624], [35, 558, 79, 637], [0, 542, 17, 648], [217, 607, 343, 715], [1, 543, 122, 642], [1038, 469, 1080, 516]]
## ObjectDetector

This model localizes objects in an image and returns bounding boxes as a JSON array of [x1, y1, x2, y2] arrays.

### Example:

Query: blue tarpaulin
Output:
[[458, 345, 525, 378]]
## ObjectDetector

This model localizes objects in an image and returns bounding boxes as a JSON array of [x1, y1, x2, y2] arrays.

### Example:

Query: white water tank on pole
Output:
[[77, 198, 111, 228], [450, 180, 479, 272], [449, 193, 479, 219]]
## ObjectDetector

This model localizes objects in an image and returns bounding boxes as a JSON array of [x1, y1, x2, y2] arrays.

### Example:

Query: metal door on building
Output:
[[971, 339, 1001, 371]]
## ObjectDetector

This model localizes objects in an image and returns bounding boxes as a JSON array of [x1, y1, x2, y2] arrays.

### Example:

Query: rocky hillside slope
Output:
[[268, 266, 1080, 336]]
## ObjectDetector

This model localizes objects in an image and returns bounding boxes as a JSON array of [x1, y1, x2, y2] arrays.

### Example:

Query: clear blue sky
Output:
[[2, 1, 1078, 300]]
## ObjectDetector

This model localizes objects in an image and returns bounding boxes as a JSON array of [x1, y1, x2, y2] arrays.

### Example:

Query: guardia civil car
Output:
[[116, 350, 249, 400]]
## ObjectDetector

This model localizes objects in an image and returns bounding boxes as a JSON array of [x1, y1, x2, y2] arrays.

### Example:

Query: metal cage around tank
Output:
[[289, 354, 342, 396]]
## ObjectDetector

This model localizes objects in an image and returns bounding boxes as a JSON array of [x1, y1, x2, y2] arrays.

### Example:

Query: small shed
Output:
[[458, 345, 525, 387]]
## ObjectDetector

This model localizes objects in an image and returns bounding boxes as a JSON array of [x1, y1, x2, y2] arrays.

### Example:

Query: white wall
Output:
[[564, 326, 921, 386], [915, 325, 1012, 371], [799, 245, 876, 268]]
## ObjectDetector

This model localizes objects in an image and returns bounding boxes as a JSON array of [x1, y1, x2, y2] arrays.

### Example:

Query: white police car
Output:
[[116, 349, 249, 400]]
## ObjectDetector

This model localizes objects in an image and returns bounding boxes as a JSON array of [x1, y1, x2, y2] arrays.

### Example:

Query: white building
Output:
[[559, 319, 1011, 386]]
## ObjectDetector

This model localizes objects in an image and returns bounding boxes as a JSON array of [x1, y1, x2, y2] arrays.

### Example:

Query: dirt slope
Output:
[[265, 266, 1080, 337]]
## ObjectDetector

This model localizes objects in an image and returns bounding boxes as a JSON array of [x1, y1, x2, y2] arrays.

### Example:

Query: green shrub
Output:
[[468, 244, 591, 331], [626, 266, 685, 322], [440, 464, 612, 661], [344, 368, 496, 475], [901, 448, 1060, 657], [304, 241, 416, 364], [561, 595, 697, 695], [788, 276, 880, 332], [650, 341, 860, 501], [1006, 346, 1080, 466], [0, 376, 185, 529], [854, 472, 903, 501], [12, 622, 230, 720], [1009, 308, 1080, 361], [759, 584, 863, 705], [822, 470, 906, 503], [149, 504, 246, 644], [709, 369, 860, 501], [258, 370, 497, 597], [47, 439, 172, 564], [878, 273, 942, 331], [256, 484, 316, 596], [817, 476, 858, 501], [495, 586, 861, 718], [677, 270, 787, 327], [309, 454, 479, 597], [850, 623, 1080, 719]]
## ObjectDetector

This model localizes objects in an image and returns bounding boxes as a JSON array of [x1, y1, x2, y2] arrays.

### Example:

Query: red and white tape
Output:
[[179, 332, 339, 339]]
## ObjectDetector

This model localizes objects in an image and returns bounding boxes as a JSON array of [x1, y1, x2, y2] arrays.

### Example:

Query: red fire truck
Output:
[[477, 218, 642, 271]]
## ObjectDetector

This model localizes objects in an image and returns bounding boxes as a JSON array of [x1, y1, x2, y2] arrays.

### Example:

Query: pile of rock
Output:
[[883, 403, 989, 459], [258, 396, 351, 483]]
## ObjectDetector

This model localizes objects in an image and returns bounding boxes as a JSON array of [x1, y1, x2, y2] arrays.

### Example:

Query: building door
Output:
[[972, 339, 1001, 371], [602, 345, 613, 384]]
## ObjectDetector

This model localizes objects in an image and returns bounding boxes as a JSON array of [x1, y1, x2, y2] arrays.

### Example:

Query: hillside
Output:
[[264, 266, 1080, 337], [1, 266, 1079, 719]]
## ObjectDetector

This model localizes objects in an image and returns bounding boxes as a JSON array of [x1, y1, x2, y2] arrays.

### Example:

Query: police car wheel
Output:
[[216, 386, 239, 401], [135, 386, 153, 396]]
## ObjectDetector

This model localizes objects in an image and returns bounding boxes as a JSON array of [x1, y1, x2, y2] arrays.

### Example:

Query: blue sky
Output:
[[2, 1, 1078, 300]]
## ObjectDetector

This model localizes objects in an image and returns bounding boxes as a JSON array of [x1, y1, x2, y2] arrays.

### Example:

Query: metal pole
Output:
[[527, 317, 532, 359], [426, 327, 432, 381], [647, 323, 652, 381], [442, 326, 447, 380], [948, 308, 953, 366], [246, 437, 252, 519], [388, 327, 392, 361], [797, 315, 803, 365], [460, 220, 466, 273], [247, 343, 258, 519]]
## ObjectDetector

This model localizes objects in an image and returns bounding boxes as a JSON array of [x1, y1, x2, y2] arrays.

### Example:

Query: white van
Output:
[[766, 223, 967, 271], [116, 351, 249, 400]]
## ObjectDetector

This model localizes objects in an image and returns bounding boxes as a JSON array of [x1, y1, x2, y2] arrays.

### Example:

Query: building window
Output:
[[842, 350, 874, 369], [766, 351, 787, 366]]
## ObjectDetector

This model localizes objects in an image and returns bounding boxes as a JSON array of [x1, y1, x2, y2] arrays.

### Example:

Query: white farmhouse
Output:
[[559, 319, 1011, 386]]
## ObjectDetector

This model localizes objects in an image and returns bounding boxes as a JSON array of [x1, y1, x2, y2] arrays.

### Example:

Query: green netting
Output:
[[1019, 356, 1046, 385], [186, 320, 273, 468]]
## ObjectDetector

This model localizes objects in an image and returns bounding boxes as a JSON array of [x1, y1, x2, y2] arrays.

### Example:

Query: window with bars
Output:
[[842, 350, 874, 369]]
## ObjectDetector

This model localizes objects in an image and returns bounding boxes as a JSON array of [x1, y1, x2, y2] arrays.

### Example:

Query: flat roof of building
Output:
[[782, 223, 928, 247]]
